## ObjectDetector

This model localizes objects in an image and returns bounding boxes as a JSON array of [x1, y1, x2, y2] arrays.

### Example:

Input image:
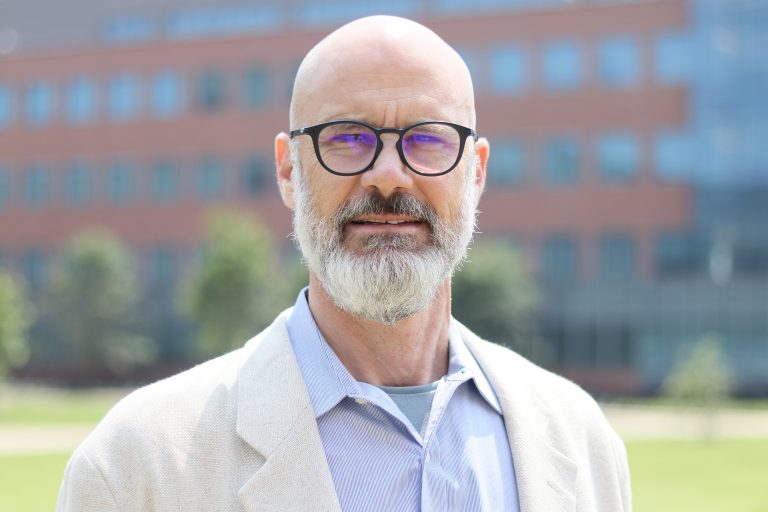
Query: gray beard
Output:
[[291, 151, 478, 325]]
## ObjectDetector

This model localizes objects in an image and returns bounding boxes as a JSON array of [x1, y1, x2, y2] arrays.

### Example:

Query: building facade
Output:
[[1, 0, 766, 393]]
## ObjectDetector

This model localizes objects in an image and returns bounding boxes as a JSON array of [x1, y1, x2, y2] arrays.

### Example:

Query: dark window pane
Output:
[[24, 164, 50, 208], [543, 137, 580, 184], [598, 133, 639, 182], [197, 157, 223, 199], [197, 70, 226, 110], [151, 160, 179, 202], [65, 162, 92, 206], [488, 140, 524, 186], [108, 160, 135, 204], [243, 68, 270, 107], [542, 235, 578, 281], [242, 155, 268, 197], [599, 234, 636, 279], [656, 233, 703, 277]]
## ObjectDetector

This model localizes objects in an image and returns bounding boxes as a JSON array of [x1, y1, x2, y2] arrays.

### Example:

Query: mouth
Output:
[[345, 215, 427, 234]]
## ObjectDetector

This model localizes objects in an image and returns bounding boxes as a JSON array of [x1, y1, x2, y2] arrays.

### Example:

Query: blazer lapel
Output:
[[460, 324, 578, 512], [235, 312, 341, 512]]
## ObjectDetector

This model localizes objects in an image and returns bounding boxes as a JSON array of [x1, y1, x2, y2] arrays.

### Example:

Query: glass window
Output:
[[243, 67, 270, 108], [599, 234, 636, 279], [543, 137, 580, 184], [598, 36, 640, 88], [541, 235, 579, 282], [295, 0, 417, 27], [151, 160, 179, 202], [25, 81, 55, 127], [488, 140, 524, 186], [149, 245, 176, 288], [655, 131, 692, 182], [0, 250, 6, 271], [197, 70, 226, 110], [108, 74, 140, 121], [598, 133, 639, 182], [167, 5, 283, 39], [104, 16, 155, 43], [24, 164, 50, 208], [65, 162, 92, 206], [489, 45, 527, 94], [242, 155, 268, 197], [655, 32, 691, 85], [197, 157, 223, 200], [0, 84, 13, 128], [21, 248, 47, 292], [543, 40, 583, 91], [656, 233, 702, 277], [151, 70, 184, 119], [66, 77, 97, 124], [108, 160, 135, 204], [0, 168, 8, 208]]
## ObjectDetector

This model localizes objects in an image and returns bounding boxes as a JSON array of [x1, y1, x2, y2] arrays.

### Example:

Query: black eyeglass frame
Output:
[[289, 120, 478, 177]]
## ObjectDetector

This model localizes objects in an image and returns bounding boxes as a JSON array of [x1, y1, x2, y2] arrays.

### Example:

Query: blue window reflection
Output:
[[67, 77, 97, 125], [655, 32, 691, 85], [489, 45, 527, 94], [65, 162, 92, 205], [598, 36, 639, 88], [598, 133, 639, 182], [105, 16, 155, 43], [489, 140, 524, 186], [655, 131, 692, 182], [22, 248, 47, 292], [149, 245, 175, 288], [109, 74, 140, 121], [0, 84, 13, 128], [151, 70, 184, 119], [197, 157, 223, 200], [26, 81, 55, 127], [543, 137, 580, 185], [168, 5, 283, 39], [543, 41, 583, 91], [151, 160, 179, 202], [542, 235, 579, 282], [108, 161, 135, 204], [599, 234, 636, 279], [243, 68, 269, 108], [0, 167, 8, 208], [24, 164, 50, 208]]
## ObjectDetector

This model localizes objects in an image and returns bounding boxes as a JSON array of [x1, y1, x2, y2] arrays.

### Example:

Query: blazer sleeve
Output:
[[57, 447, 119, 512]]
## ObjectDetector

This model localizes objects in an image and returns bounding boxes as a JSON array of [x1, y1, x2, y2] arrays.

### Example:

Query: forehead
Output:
[[293, 35, 474, 128]]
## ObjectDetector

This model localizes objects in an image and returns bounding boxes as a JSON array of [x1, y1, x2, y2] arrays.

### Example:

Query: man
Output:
[[58, 15, 631, 512]]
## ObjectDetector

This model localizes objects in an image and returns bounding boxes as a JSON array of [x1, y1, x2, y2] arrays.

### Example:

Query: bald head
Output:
[[290, 16, 476, 130]]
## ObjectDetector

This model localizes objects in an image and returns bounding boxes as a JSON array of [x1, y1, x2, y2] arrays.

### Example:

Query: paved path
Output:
[[0, 425, 94, 455], [0, 405, 766, 455]]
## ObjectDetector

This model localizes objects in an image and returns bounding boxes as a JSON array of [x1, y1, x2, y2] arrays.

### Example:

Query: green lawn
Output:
[[627, 438, 768, 512], [1, 439, 766, 511], [0, 452, 70, 512], [0, 387, 128, 424]]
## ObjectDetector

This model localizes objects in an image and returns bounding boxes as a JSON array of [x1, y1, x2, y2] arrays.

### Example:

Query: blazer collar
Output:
[[458, 322, 578, 512], [235, 310, 341, 512]]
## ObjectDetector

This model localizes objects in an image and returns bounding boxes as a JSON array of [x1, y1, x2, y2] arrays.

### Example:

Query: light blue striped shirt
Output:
[[287, 290, 520, 511]]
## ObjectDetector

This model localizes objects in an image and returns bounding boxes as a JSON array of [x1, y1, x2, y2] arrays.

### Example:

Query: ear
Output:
[[275, 132, 296, 209], [473, 137, 489, 196]]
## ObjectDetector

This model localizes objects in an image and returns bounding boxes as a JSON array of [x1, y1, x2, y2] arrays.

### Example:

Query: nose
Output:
[[359, 133, 414, 198]]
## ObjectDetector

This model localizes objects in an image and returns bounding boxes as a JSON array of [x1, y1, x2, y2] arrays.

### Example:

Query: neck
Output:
[[306, 274, 452, 387]]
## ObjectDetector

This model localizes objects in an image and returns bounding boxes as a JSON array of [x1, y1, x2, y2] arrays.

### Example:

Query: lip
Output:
[[345, 215, 426, 234]]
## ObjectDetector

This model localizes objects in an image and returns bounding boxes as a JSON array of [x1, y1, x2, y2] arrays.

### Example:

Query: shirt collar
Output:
[[286, 287, 503, 418]]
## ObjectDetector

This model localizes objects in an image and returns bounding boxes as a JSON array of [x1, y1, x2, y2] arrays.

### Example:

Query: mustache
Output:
[[333, 191, 440, 228]]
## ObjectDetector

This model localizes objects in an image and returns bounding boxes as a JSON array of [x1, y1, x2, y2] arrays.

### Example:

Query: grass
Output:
[[0, 452, 70, 512], [0, 386, 129, 425], [627, 438, 768, 512]]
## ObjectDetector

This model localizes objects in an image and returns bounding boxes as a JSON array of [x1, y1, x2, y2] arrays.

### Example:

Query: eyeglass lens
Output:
[[317, 122, 461, 175]]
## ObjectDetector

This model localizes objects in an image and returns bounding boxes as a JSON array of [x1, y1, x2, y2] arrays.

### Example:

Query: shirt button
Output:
[[354, 398, 368, 405]]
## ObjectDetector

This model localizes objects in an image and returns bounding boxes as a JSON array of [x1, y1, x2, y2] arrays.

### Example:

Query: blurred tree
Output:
[[452, 240, 545, 362], [183, 212, 297, 359], [662, 333, 733, 406], [0, 271, 30, 380], [662, 333, 733, 439], [46, 229, 155, 374]]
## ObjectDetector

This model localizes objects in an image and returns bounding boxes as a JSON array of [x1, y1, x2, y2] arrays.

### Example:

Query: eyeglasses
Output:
[[289, 120, 477, 177]]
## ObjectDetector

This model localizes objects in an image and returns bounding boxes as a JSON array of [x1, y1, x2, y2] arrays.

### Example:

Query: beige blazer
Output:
[[57, 310, 631, 511]]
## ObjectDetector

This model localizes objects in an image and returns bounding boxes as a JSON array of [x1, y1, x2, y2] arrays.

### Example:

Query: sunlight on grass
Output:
[[0, 452, 70, 512], [628, 438, 768, 512], [0, 386, 129, 424]]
